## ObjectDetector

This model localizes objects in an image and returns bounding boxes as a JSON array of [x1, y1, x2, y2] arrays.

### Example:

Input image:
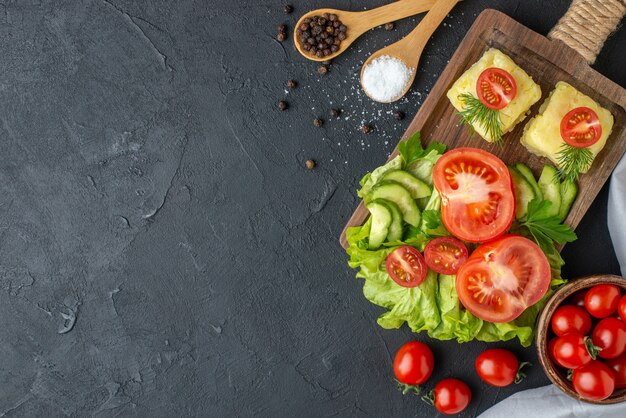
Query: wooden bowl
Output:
[[536, 274, 626, 404]]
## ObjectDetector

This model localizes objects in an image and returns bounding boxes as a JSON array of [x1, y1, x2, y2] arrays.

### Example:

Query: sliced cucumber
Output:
[[558, 180, 578, 221], [366, 201, 392, 250], [538, 165, 561, 217], [508, 167, 536, 220], [406, 159, 434, 186], [514, 163, 543, 200], [381, 170, 431, 199], [377, 199, 403, 242], [368, 182, 422, 227]]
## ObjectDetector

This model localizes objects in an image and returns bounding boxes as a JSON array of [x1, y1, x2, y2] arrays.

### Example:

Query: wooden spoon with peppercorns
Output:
[[294, 0, 439, 62], [360, 0, 460, 102]]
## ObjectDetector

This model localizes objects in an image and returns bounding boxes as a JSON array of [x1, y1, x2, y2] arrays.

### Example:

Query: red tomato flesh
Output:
[[572, 360, 615, 401], [456, 235, 550, 323], [393, 341, 434, 386], [475, 348, 519, 387], [560, 107, 602, 148], [584, 284, 621, 318], [433, 148, 515, 243], [386, 246, 428, 288], [592, 317, 626, 359], [424, 237, 468, 275], [551, 305, 592, 337], [476, 68, 517, 110]]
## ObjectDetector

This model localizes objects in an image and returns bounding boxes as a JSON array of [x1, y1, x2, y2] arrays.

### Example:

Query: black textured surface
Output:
[[0, 1, 624, 417]]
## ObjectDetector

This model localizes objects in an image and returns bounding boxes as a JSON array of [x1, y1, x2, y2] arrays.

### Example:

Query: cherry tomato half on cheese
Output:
[[423, 237, 468, 275], [385, 246, 428, 288], [560, 107, 602, 148], [476, 68, 517, 110]]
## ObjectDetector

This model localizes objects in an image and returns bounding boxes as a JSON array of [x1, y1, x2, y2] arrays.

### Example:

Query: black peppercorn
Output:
[[305, 159, 316, 170], [277, 32, 286, 42], [384, 22, 395, 31], [295, 14, 348, 58], [394, 110, 405, 121], [278, 100, 288, 111], [287, 79, 297, 89], [284, 4, 293, 14], [317, 65, 328, 75], [277, 24, 287, 33], [329, 108, 341, 118], [360, 124, 372, 134], [313, 118, 323, 127]]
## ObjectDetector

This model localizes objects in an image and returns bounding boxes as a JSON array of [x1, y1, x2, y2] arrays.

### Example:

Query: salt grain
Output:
[[361, 55, 413, 102]]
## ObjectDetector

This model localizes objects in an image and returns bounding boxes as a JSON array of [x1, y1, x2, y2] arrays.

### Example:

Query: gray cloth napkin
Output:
[[479, 154, 626, 417]]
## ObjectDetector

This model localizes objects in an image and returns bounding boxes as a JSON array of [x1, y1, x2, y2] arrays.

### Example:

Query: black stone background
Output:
[[0, 0, 623, 417]]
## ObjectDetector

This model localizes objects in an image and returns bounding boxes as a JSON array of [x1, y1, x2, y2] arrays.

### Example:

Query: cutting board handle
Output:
[[548, 0, 626, 64]]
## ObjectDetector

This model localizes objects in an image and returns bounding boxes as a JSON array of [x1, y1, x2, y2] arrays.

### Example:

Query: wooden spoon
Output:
[[294, 0, 439, 62], [360, 0, 460, 103]]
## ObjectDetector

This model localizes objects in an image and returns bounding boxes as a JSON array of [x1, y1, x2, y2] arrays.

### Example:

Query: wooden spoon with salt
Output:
[[294, 0, 439, 62], [360, 0, 461, 103]]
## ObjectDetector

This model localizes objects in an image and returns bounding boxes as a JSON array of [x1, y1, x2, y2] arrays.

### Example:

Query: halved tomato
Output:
[[433, 148, 515, 243], [560, 107, 602, 148], [476, 68, 517, 110], [456, 235, 551, 323], [424, 237, 468, 275], [386, 246, 428, 288]]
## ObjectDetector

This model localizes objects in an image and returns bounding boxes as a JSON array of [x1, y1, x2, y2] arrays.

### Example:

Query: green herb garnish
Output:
[[556, 144, 594, 182], [458, 93, 503, 143]]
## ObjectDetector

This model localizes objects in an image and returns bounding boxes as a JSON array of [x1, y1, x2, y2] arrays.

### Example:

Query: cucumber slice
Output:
[[558, 180, 578, 221], [366, 201, 392, 250], [508, 167, 536, 220], [381, 170, 431, 199], [368, 182, 422, 227], [406, 159, 434, 185], [376, 199, 403, 242], [514, 163, 543, 200], [538, 165, 561, 217]]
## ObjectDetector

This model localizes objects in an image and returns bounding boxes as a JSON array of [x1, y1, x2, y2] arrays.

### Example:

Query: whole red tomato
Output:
[[393, 341, 434, 390], [584, 284, 621, 318], [431, 378, 472, 415], [568, 290, 588, 307], [551, 333, 597, 369], [618, 294, 626, 322], [572, 360, 615, 401], [604, 352, 626, 389], [591, 317, 626, 359], [551, 305, 592, 337], [475, 349, 521, 387]]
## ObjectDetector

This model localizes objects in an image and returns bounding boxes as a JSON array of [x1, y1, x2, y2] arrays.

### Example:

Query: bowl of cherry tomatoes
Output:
[[536, 274, 626, 404]]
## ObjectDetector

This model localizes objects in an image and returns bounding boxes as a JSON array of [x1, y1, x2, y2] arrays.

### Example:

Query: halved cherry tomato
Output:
[[456, 235, 550, 323], [584, 284, 621, 318], [551, 305, 592, 337], [605, 352, 626, 389], [572, 360, 615, 401], [560, 107, 602, 148], [386, 246, 428, 288], [424, 237, 468, 275], [433, 148, 515, 243], [432, 378, 472, 415], [475, 348, 520, 387], [592, 317, 626, 359], [476, 68, 517, 110], [618, 294, 626, 322], [551, 333, 596, 369], [393, 341, 434, 387]]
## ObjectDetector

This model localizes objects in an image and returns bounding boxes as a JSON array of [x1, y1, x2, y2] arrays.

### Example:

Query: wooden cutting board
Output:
[[339, 8, 626, 249]]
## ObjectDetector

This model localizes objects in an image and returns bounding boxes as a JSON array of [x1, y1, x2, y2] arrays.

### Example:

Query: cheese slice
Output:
[[521, 81, 614, 172], [447, 48, 542, 142]]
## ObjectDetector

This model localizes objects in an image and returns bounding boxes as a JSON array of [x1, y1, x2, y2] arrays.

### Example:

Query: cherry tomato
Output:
[[604, 352, 626, 389], [551, 305, 592, 337], [567, 289, 588, 307], [584, 284, 621, 318], [572, 360, 615, 401], [432, 148, 515, 243], [393, 341, 434, 386], [386, 246, 428, 288], [475, 348, 520, 387], [560, 107, 602, 148], [618, 294, 626, 322], [548, 337, 558, 360], [476, 68, 517, 110], [551, 333, 595, 369], [423, 237, 468, 275], [433, 378, 472, 415], [456, 235, 550, 323], [592, 317, 626, 359]]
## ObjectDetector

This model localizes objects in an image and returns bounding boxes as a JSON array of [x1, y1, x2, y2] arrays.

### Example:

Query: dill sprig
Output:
[[458, 93, 503, 143], [556, 144, 594, 182]]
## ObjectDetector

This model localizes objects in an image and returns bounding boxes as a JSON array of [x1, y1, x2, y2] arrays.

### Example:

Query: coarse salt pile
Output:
[[361, 55, 413, 102]]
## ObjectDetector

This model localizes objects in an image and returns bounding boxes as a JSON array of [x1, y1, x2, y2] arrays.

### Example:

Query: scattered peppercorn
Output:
[[305, 159, 316, 170], [384, 22, 395, 31], [277, 24, 287, 33], [394, 110, 405, 121], [329, 108, 341, 118], [296, 14, 347, 58], [360, 124, 372, 134], [287, 79, 297, 89], [317, 65, 329, 75], [284, 4, 293, 14], [313, 118, 323, 127], [278, 100, 288, 111], [277, 32, 286, 42]]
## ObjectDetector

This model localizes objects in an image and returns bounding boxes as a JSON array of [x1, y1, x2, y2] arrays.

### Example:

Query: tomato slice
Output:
[[424, 237, 468, 275], [386, 246, 428, 288], [433, 148, 515, 243], [476, 68, 517, 110], [456, 235, 551, 323], [560, 107, 602, 148]]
